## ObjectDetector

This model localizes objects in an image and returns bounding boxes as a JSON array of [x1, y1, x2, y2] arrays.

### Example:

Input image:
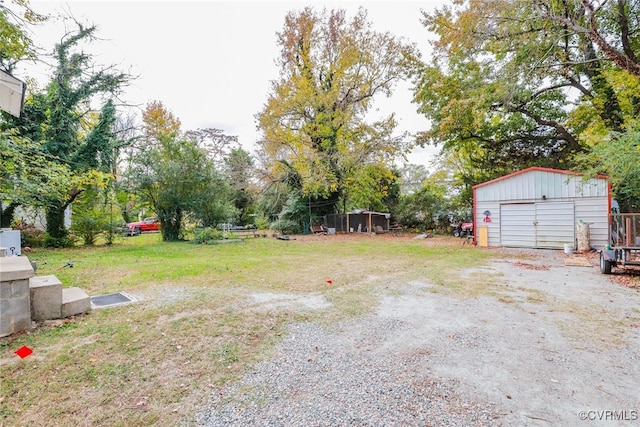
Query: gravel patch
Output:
[[194, 319, 497, 427], [192, 249, 640, 427]]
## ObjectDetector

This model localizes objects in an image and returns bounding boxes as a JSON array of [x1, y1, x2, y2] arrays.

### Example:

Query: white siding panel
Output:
[[476, 170, 608, 203], [474, 201, 501, 246], [575, 198, 609, 249], [476, 186, 491, 203], [500, 204, 536, 247]]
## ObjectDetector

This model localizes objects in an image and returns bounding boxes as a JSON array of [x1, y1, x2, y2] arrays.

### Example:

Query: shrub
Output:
[[71, 208, 111, 245], [254, 214, 270, 230], [192, 227, 222, 244], [103, 221, 126, 245], [12, 220, 46, 248], [269, 219, 301, 234], [42, 234, 75, 248]]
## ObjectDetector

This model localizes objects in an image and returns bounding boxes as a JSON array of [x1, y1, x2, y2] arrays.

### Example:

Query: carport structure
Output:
[[472, 167, 610, 250]]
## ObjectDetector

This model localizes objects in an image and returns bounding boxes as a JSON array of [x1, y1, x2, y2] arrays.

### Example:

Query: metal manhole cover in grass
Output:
[[90, 291, 137, 309]]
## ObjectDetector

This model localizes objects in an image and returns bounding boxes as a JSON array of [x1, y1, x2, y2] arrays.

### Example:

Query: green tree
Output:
[[344, 163, 399, 213], [224, 147, 258, 225], [132, 102, 234, 241], [394, 172, 451, 232], [582, 129, 640, 212], [0, 0, 47, 225], [0, 0, 45, 71], [254, 178, 292, 227], [257, 7, 417, 219], [5, 24, 129, 245], [110, 113, 140, 225], [184, 128, 239, 167], [42, 94, 122, 246], [534, 0, 640, 78], [69, 184, 112, 245], [0, 131, 71, 227], [397, 164, 430, 195], [413, 0, 640, 204]]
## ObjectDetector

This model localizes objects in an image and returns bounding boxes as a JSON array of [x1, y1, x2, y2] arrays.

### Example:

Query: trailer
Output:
[[599, 213, 640, 274]]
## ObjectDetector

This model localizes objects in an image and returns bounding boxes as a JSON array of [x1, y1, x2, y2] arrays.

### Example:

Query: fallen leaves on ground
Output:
[[512, 261, 551, 270], [582, 251, 640, 289]]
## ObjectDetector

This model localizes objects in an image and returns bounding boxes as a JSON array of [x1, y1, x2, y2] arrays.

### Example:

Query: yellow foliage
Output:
[[257, 7, 415, 202], [142, 100, 181, 142]]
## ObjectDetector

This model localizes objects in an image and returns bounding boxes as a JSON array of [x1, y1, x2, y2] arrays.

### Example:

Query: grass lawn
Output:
[[1, 233, 494, 426]]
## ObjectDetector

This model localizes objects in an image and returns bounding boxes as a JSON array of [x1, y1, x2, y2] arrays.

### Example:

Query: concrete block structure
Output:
[[0, 256, 35, 337], [1, 255, 91, 337]]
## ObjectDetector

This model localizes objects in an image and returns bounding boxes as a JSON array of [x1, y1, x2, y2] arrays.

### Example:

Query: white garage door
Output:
[[500, 202, 575, 249], [500, 203, 536, 248], [535, 202, 575, 248]]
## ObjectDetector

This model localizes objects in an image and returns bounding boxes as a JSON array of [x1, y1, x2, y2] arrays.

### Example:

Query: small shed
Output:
[[325, 210, 391, 233], [473, 167, 610, 250]]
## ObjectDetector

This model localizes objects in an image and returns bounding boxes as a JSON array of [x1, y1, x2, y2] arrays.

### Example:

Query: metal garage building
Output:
[[473, 167, 610, 250]]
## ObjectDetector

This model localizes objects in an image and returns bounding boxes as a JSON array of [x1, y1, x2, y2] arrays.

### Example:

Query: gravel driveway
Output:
[[193, 249, 640, 426]]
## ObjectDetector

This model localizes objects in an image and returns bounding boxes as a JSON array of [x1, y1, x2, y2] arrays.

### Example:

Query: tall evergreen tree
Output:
[[31, 24, 128, 244]]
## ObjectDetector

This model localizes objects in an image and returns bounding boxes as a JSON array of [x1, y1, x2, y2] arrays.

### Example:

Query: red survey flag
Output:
[[15, 346, 33, 359]]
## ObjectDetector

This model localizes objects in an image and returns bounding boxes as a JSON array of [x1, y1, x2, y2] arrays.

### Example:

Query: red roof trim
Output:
[[472, 166, 608, 190]]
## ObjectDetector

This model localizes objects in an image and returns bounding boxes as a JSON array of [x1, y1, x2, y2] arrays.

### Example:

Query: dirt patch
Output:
[[135, 285, 195, 306], [511, 260, 551, 270], [249, 292, 332, 311], [563, 256, 593, 267]]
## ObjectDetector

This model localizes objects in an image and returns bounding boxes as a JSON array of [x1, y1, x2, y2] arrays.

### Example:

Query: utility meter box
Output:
[[0, 229, 21, 256]]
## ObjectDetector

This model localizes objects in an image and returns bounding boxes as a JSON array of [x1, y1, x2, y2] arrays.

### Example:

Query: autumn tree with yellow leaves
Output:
[[257, 7, 418, 227]]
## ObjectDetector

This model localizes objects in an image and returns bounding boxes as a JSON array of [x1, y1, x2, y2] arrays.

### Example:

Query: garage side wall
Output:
[[474, 201, 502, 247], [574, 198, 609, 249]]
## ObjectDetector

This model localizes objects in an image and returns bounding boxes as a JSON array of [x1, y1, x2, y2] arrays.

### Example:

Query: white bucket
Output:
[[564, 243, 573, 254]]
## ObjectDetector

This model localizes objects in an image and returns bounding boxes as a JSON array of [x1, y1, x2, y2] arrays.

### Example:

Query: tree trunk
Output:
[[45, 202, 69, 240], [0, 202, 19, 228], [160, 208, 182, 241]]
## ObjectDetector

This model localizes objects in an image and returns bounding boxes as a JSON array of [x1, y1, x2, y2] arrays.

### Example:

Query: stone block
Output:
[[1, 278, 29, 300], [0, 256, 34, 282], [61, 287, 91, 318], [0, 290, 31, 337], [30, 275, 62, 321]]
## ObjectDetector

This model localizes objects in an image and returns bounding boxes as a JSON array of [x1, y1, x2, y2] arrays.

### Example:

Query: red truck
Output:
[[126, 217, 160, 236]]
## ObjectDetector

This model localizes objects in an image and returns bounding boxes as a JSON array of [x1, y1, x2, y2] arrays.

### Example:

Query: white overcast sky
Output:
[[24, 0, 446, 167]]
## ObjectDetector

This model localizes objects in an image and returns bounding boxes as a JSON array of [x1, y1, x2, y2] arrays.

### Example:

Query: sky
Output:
[[23, 0, 446, 167]]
